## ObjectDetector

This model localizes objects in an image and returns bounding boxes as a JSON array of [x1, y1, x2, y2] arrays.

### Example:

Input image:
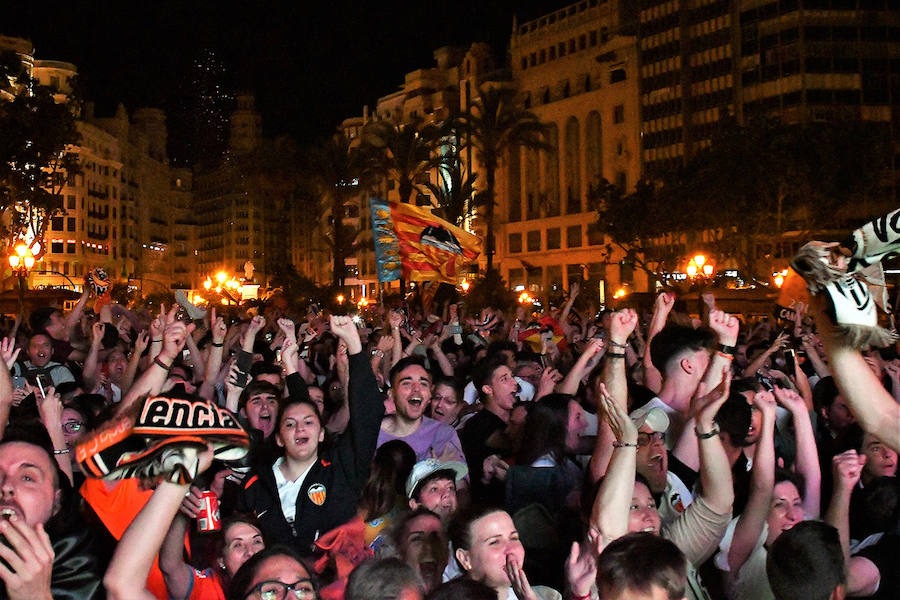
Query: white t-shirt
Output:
[[272, 457, 315, 524]]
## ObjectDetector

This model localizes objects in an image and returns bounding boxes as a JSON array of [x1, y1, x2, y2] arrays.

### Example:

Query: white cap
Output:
[[405, 459, 469, 499], [629, 405, 670, 433]]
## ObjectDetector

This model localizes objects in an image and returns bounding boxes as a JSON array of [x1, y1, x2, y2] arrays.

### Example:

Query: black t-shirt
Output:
[[856, 533, 899, 600]]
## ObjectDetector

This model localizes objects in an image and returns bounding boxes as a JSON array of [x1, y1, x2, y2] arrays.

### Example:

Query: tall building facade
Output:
[[194, 94, 295, 286], [1, 35, 198, 293], [502, 0, 648, 296]]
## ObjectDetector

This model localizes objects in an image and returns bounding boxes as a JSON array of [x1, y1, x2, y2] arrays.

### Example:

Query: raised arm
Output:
[[823, 450, 881, 597], [589, 309, 637, 483], [81, 322, 105, 391], [104, 449, 211, 600], [643, 293, 675, 393], [742, 332, 789, 378], [330, 315, 384, 478], [560, 281, 579, 324], [558, 338, 604, 396], [774, 386, 821, 517], [388, 311, 404, 368], [63, 286, 90, 337], [703, 309, 740, 391], [692, 370, 735, 514], [0, 338, 20, 440], [589, 383, 639, 542], [818, 317, 900, 453], [726, 390, 777, 575], [122, 331, 149, 393], [120, 309, 193, 414], [198, 310, 227, 402]]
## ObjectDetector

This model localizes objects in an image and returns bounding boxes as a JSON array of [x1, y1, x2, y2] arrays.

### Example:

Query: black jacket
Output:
[[237, 352, 383, 556]]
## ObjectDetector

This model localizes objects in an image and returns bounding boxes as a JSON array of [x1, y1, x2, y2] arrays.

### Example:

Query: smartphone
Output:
[[12, 376, 26, 390], [756, 371, 775, 392], [784, 348, 797, 374], [449, 324, 462, 335], [540, 353, 552, 368], [233, 369, 249, 388]]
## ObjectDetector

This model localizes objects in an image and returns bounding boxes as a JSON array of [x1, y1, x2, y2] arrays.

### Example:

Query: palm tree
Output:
[[307, 132, 364, 287], [424, 155, 478, 227], [360, 119, 445, 205], [453, 85, 551, 272]]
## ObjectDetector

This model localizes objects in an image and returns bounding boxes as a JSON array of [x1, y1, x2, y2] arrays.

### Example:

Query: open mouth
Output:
[[408, 397, 424, 409], [419, 559, 438, 581], [294, 436, 310, 447], [641, 526, 656, 533], [1, 507, 17, 520]]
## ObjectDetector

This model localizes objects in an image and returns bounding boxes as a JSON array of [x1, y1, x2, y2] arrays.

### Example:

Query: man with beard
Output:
[[377, 357, 465, 465]]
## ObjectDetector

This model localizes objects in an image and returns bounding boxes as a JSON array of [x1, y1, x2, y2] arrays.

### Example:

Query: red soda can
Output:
[[197, 490, 221, 532]]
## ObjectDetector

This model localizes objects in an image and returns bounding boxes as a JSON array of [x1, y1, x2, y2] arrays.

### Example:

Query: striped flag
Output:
[[370, 198, 482, 284]]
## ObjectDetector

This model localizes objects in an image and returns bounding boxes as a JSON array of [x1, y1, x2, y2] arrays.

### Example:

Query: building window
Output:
[[579, 34, 586, 50], [51, 241, 64, 254], [521, 57, 528, 70], [66, 195, 75, 209], [590, 31, 598, 46], [67, 217, 76, 231], [66, 241, 75, 254], [614, 105, 625, 123], [527, 230, 541, 252], [549, 46, 556, 60], [509, 233, 522, 253], [547, 228, 561, 250], [51, 217, 63, 231], [569, 39, 576, 53], [559, 42, 566, 57], [567, 225, 582, 247], [610, 68, 626, 83]]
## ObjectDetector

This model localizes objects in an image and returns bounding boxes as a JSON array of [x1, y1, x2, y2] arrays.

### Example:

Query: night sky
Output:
[[3, 1, 571, 154]]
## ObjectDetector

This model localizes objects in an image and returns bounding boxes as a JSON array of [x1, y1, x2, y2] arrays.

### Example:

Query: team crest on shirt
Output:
[[308, 483, 326, 506]]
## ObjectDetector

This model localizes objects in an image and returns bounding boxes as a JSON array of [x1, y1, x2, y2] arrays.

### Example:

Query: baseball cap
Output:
[[405, 458, 468, 499], [629, 405, 670, 433]]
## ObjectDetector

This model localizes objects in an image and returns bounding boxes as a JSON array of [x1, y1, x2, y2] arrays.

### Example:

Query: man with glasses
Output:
[[630, 405, 694, 528]]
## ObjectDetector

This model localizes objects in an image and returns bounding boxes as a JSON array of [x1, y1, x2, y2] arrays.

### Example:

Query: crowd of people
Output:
[[0, 271, 897, 600]]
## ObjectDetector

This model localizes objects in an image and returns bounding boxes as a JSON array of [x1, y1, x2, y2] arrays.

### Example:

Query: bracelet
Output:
[[717, 343, 735, 354], [606, 352, 626, 359], [612, 441, 638, 448], [151, 338, 162, 343], [212, 341, 224, 347], [716, 351, 734, 360], [372, 349, 385, 358], [53, 448, 70, 455], [695, 423, 721, 439], [608, 340, 628, 349], [154, 357, 172, 370]]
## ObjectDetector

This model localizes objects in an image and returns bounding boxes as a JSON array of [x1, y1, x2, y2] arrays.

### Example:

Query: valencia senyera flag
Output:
[[369, 198, 482, 284]]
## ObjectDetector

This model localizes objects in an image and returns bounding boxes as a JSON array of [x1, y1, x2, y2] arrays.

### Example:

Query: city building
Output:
[[1, 35, 198, 294], [194, 93, 296, 287], [502, 0, 648, 297]]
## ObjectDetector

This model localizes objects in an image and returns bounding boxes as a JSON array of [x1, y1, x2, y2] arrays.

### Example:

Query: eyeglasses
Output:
[[246, 579, 316, 600], [637, 431, 666, 447], [62, 420, 84, 434]]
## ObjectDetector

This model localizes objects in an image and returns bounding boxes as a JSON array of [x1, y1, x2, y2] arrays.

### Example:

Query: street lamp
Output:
[[460, 279, 470, 293], [686, 254, 715, 281], [8, 243, 36, 274], [9, 243, 37, 313]]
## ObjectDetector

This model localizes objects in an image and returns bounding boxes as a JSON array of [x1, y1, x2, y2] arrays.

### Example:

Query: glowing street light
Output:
[[216, 271, 228, 284], [460, 279, 471, 293], [336, 294, 345, 305], [614, 288, 627, 299], [686, 254, 715, 280]]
